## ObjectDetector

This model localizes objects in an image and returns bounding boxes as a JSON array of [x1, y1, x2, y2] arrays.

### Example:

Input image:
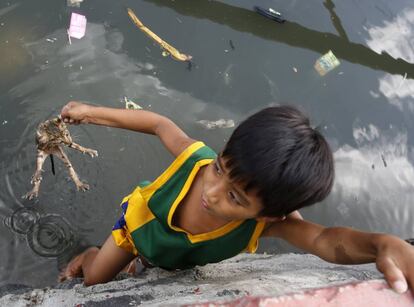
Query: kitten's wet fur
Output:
[[23, 116, 98, 200]]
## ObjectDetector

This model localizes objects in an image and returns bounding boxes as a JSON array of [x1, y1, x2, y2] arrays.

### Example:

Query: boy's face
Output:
[[201, 155, 265, 222]]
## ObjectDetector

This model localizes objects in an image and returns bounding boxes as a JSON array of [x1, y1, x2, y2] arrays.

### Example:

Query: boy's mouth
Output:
[[201, 195, 209, 209]]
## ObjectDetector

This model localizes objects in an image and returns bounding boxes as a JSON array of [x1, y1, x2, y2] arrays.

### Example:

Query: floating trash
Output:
[[4, 207, 40, 234], [127, 8, 192, 62], [254, 6, 286, 23], [27, 214, 74, 257], [68, 13, 87, 41], [314, 50, 340, 76], [197, 119, 235, 129], [124, 97, 143, 110], [67, 0, 83, 7]]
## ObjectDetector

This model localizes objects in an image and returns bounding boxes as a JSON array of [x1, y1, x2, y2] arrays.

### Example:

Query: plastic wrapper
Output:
[[314, 50, 340, 76], [124, 97, 143, 110]]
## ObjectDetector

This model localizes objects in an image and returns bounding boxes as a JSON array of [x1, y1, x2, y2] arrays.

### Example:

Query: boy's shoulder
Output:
[[260, 213, 322, 239], [177, 141, 217, 159]]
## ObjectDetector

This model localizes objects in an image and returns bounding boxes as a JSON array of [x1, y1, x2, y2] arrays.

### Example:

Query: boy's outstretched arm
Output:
[[262, 217, 414, 294], [60, 101, 196, 157]]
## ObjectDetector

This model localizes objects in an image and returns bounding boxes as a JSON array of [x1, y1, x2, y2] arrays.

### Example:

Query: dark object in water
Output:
[[187, 61, 193, 71], [229, 39, 235, 50], [381, 154, 387, 167], [254, 6, 286, 23], [50, 154, 55, 175]]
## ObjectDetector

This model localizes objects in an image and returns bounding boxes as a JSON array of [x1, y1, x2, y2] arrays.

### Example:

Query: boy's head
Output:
[[222, 105, 334, 218]]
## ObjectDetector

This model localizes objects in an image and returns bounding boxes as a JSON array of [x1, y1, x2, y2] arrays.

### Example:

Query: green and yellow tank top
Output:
[[112, 141, 265, 270]]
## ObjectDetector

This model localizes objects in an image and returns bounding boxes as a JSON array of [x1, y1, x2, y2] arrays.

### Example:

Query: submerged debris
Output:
[[197, 119, 235, 129], [187, 61, 193, 71], [67, 0, 83, 8]]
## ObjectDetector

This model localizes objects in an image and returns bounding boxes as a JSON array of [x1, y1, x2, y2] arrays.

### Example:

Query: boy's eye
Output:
[[228, 191, 241, 205]]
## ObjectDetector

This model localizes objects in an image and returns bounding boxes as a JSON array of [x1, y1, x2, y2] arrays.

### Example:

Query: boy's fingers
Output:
[[376, 257, 408, 293], [61, 105, 70, 116]]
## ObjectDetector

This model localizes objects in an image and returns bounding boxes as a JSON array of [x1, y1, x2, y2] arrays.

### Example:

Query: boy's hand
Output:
[[375, 236, 414, 293], [61, 101, 91, 125], [262, 219, 414, 294]]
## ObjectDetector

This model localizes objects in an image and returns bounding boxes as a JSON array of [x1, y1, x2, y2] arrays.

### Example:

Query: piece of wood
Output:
[[127, 8, 192, 62]]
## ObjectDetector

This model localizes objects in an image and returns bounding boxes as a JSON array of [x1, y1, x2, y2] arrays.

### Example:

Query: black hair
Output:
[[222, 105, 334, 217]]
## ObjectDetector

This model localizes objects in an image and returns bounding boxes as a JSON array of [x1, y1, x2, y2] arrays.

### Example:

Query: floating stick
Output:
[[127, 8, 192, 62]]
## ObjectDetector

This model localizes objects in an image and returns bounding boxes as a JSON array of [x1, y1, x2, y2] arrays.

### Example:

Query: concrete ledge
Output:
[[188, 280, 414, 307], [0, 253, 412, 306]]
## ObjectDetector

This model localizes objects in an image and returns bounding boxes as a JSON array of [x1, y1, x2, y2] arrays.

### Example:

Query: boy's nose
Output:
[[205, 182, 225, 204]]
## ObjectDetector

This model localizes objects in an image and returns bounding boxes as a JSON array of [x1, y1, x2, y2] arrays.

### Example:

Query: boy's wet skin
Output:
[[57, 101, 414, 293]]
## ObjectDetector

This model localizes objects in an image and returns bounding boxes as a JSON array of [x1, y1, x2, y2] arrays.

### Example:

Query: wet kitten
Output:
[[23, 116, 98, 200]]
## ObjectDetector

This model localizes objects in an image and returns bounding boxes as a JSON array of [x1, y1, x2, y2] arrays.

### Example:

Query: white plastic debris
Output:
[[197, 119, 235, 129], [124, 97, 143, 110], [68, 13, 87, 40]]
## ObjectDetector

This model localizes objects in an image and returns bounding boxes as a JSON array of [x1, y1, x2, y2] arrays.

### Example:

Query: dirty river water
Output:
[[0, 0, 414, 287]]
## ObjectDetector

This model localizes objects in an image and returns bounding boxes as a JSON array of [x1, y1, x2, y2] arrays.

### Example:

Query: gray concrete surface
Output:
[[0, 253, 384, 306]]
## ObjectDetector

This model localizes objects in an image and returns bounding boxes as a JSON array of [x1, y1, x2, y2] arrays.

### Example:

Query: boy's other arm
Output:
[[61, 101, 196, 157], [261, 217, 414, 293]]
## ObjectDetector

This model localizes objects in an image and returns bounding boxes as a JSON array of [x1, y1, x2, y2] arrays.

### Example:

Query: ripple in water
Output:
[[4, 207, 75, 258], [27, 214, 74, 257], [3, 207, 40, 234]]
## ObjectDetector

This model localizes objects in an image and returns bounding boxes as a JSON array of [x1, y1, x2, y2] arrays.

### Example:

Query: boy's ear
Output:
[[256, 215, 286, 223]]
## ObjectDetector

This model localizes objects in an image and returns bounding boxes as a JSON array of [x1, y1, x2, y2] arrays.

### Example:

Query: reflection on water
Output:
[[331, 127, 414, 234], [323, 0, 349, 41], [378, 74, 414, 111], [365, 8, 414, 64], [365, 8, 414, 112], [145, 0, 414, 78], [1, 0, 414, 287]]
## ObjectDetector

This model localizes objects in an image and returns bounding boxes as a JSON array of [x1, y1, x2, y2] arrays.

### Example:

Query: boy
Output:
[[59, 101, 414, 294]]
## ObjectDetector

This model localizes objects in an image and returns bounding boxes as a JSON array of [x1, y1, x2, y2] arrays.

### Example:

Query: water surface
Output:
[[1, 0, 414, 287]]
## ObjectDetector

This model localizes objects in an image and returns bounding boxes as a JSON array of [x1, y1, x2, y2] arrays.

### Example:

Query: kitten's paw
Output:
[[23, 190, 38, 200], [77, 182, 90, 191], [86, 149, 98, 158]]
